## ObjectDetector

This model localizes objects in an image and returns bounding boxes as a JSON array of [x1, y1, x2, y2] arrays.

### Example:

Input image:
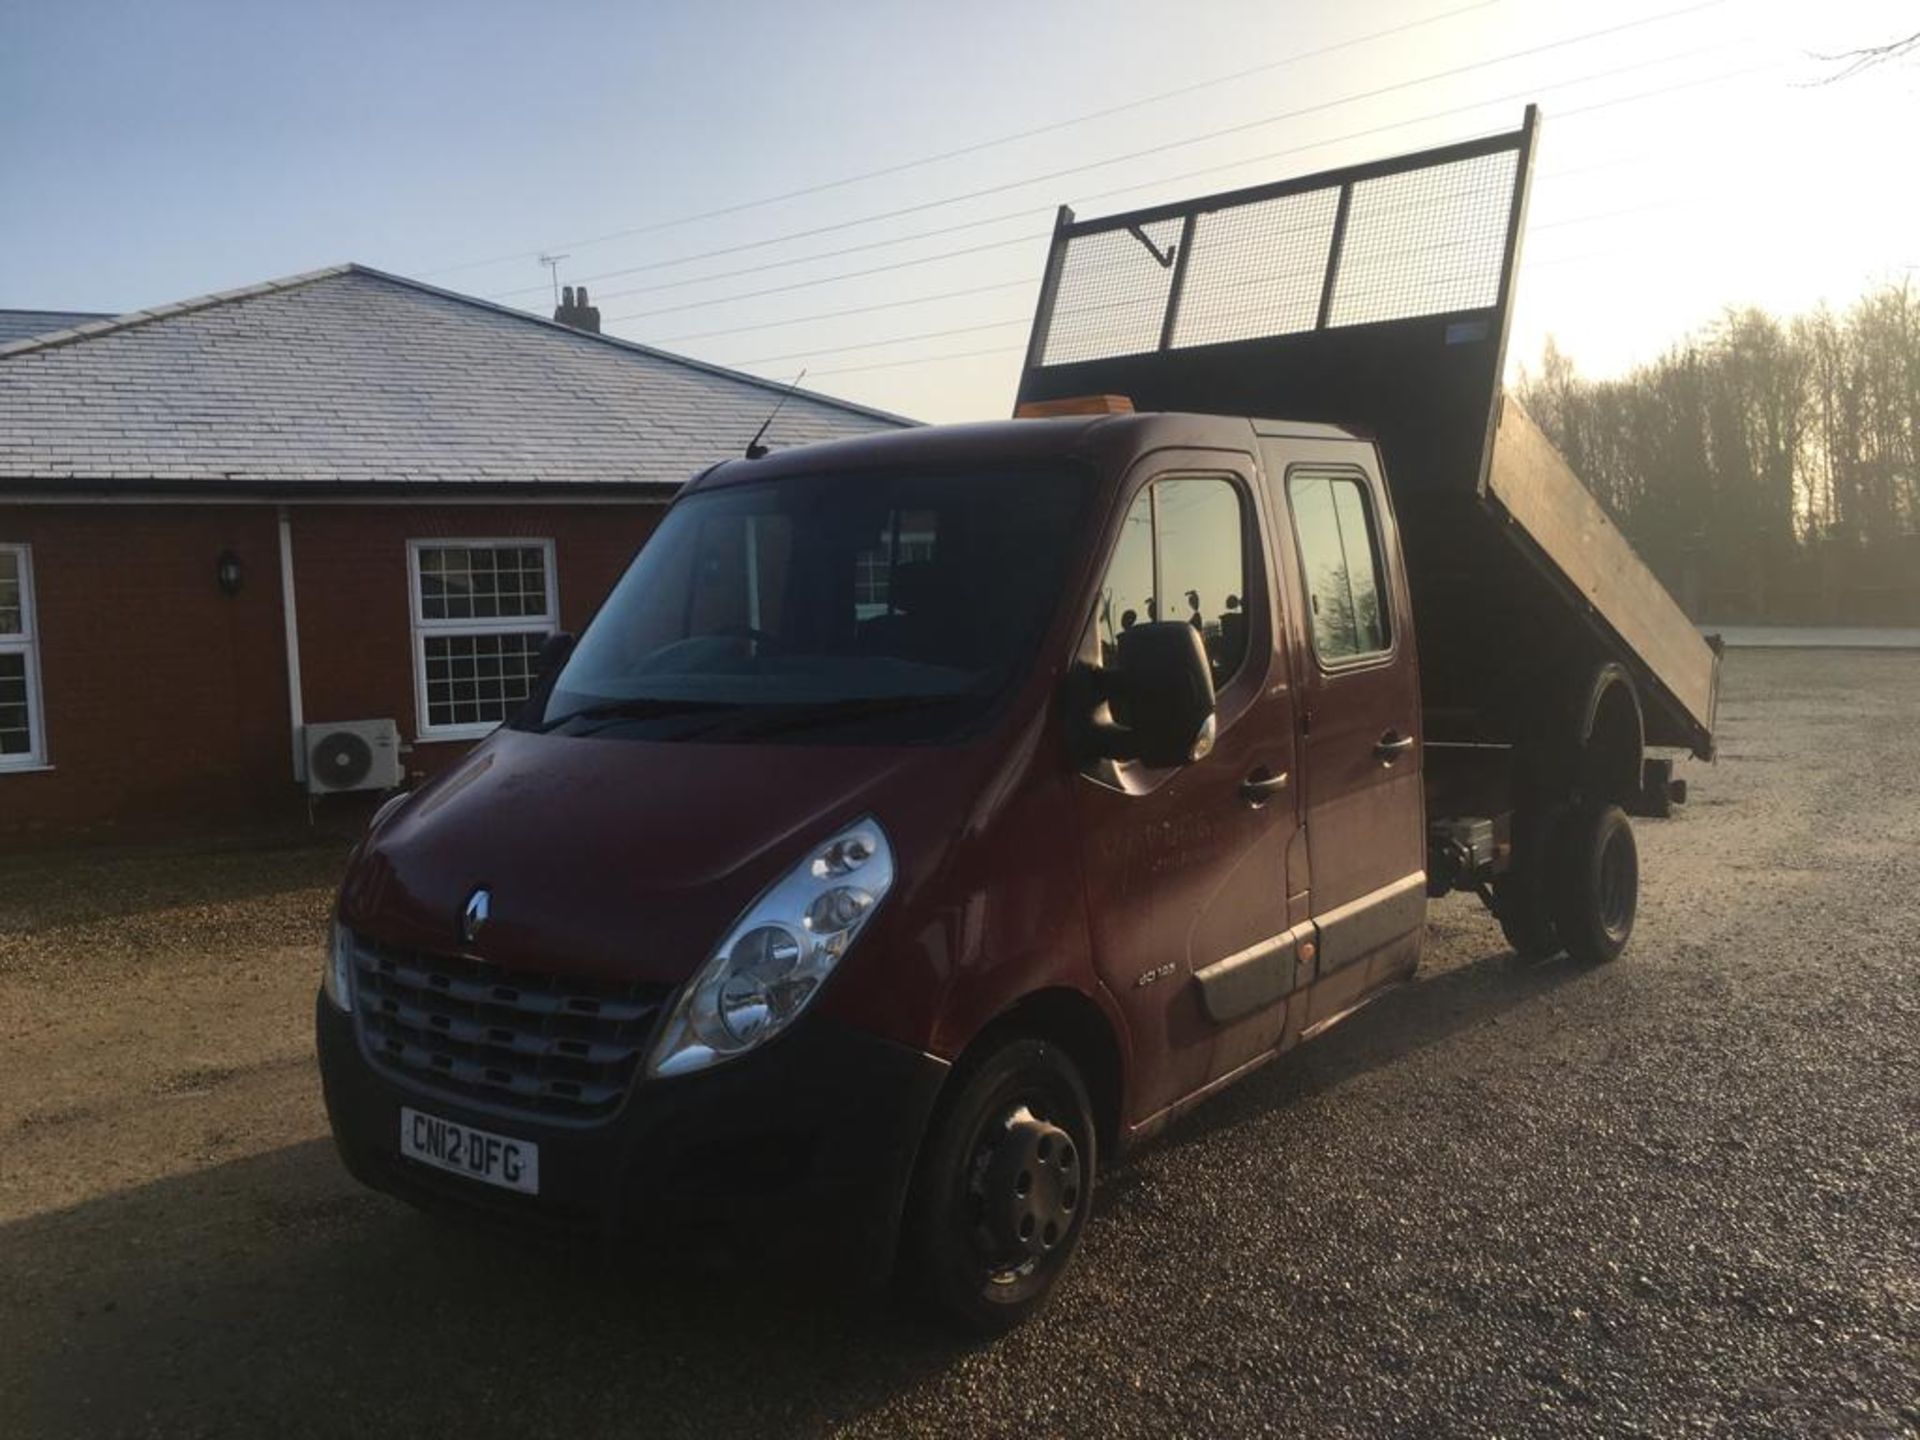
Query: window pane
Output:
[[1156, 477, 1249, 687], [417, 544, 549, 623], [1332, 481, 1388, 654], [1094, 490, 1155, 668], [470, 549, 500, 619], [421, 632, 546, 729], [1289, 473, 1389, 663], [0, 653, 30, 755], [0, 550, 19, 635], [499, 547, 548, 618]]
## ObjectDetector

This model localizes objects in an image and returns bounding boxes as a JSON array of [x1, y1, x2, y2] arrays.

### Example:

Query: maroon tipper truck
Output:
[[318, 110, 1718, 1331]]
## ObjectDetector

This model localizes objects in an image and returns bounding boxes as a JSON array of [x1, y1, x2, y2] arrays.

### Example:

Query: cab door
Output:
[[1262, 442, 1425, 1018], [1071, 457, 1303, 1125]]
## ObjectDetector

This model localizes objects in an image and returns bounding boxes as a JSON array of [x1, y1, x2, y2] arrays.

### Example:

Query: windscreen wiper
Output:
[[715, 692, 972, 739], [538, 697, 730, 734]]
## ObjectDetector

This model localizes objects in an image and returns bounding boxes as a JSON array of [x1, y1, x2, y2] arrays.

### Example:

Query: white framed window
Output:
[[0, 543, 48, 771], [408, 539, 558, 741]]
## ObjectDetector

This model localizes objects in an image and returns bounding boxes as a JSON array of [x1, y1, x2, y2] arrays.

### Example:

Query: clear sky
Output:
[[3, 0, 1914, 422]]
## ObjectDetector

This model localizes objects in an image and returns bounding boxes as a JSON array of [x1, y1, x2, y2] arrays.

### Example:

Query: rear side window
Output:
[[1094, 475, 1249, 689], [1287, 470, 1390, 664]]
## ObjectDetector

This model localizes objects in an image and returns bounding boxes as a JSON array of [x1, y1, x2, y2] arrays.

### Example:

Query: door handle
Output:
[[1374, 731, 1416, 764], [1240, 767, 1290, 806]]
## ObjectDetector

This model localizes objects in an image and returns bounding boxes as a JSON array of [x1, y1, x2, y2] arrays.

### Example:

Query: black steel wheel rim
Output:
[[1597, 826, 1636, 940], [960, 1094, 1084, 1286]]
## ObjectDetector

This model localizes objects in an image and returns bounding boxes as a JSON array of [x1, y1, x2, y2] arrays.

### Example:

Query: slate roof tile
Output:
[[0, 265, 906, 491]]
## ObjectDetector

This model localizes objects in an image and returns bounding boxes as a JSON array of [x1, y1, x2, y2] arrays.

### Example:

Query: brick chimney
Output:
[[553, 284, 601, 334]]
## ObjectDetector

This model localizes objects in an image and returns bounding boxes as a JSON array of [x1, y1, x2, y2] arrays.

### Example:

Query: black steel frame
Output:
[[1022, 106, 1538, 376]]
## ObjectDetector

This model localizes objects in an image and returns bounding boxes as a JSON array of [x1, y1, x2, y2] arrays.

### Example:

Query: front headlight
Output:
[[648, 817, 895, 1078], [323, 917, 355, 1012]]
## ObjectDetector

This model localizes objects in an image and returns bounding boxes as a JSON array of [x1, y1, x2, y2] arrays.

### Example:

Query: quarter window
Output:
[[410, 540, 557, 738], [1094, 476, 1249, 689], [1288, 471, 1390, 663], [0, 543, 45, 769]]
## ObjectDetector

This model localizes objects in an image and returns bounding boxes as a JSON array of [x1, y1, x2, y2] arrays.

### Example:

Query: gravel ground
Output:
[[1, 649, 1916, 1439]]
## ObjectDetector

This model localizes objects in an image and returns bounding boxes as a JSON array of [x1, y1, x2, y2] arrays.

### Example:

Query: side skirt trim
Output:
[[1192, 921, 1315, 1024], [1315, 870, 1427, 973]]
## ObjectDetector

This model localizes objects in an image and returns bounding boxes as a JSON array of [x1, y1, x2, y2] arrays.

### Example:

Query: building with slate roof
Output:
[[0, 265, 908, 839]]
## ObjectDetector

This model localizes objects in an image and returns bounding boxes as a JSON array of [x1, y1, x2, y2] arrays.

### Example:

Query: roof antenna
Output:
[[745, 368, 808, 459], [538, 252, 570, 308]]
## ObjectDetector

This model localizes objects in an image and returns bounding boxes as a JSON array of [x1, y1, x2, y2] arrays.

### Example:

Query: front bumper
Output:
[[316, 994, 949, 1281]]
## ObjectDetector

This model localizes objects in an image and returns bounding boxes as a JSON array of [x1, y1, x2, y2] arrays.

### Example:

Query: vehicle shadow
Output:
[[0, 1140, 959, 1440], [1117, 932, 1591, 1175], [0, 935, 1586, 1439]]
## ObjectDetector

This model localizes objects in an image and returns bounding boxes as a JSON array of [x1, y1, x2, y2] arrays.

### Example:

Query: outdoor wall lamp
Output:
[[216, 550, 243, 597]]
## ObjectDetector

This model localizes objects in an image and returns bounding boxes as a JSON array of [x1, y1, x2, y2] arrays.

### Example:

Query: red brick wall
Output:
[[0, 500, 661, 845]]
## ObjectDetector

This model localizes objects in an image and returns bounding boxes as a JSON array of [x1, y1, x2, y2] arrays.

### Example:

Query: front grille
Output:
[[349, 933, 668, 1123]]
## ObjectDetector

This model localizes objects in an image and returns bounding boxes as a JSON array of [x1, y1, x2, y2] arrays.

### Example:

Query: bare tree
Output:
[[1815, 28, 1920, 82], [1522, 281, 1920, 624]]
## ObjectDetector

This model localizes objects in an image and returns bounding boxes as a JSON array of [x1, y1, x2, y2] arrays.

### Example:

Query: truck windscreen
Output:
[[529, 467, 1087, 744]]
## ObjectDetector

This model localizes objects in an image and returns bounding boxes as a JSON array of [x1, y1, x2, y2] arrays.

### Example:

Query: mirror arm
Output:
[[1062, 663, 1142, 765], [1084, 715, 1140, 762]]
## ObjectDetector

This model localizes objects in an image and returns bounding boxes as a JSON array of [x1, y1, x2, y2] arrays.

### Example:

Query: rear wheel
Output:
[[1551, 802, 1638, 964], [902, 1036, 1096, 1334]]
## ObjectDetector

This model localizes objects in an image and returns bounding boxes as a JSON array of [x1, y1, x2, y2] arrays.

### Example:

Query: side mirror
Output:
[[1107, 622, 1218, 767], [535, 631, 576, 678]]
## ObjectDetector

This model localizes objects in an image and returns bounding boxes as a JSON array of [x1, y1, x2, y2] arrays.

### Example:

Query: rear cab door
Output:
[[1258, 432, 1426, 1024]]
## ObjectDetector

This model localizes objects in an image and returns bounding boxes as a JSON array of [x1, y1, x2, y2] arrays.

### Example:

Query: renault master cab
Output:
[[319, 411, 1443, 1329]]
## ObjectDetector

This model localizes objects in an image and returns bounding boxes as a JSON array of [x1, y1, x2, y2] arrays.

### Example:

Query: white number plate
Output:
[[399, 1107, 540, 1195]]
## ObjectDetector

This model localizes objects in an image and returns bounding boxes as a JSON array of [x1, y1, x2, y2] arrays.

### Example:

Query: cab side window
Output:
[[1095, 489, 1155, 665], [1094, 476, 1249, 689], [1287, 470, 1390, 664]]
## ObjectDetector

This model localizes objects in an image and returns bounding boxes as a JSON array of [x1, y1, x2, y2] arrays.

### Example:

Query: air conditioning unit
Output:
[[304, 719, 403, 796]]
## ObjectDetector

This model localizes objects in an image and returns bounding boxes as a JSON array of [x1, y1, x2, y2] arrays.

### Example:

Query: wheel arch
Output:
[[952, 986, 1127, 1161], [1579, 663, 1644, 805]]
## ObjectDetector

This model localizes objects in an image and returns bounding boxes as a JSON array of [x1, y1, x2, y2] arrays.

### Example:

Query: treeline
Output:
[[1517, 282, 1920, 625]]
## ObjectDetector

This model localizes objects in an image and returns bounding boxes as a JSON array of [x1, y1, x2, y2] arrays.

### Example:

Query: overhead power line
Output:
[[715, 193, 1736, 370], [424, 0, 1500, 280], [599, 44, 1771, 333], [730, 316, 1032, 369], [574, 210, 1050, 306], [653, 150, 1666, 347], [659, 278, 1042, 345], [489, 194, 1045, 301], [599, 230, 1052, 320], [709, 59, 1792, 384], [491, 1, 1726, 305], [797, 344, 1026, 381]]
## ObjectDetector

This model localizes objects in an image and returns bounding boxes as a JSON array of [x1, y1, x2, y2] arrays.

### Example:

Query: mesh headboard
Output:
[[1017, 108, 1538, 502]]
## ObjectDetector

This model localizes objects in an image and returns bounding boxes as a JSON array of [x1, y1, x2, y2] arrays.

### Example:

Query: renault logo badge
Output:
[[461, 888, 491, 945]]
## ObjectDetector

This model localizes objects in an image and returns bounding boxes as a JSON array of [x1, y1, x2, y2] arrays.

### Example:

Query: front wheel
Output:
[[901, 1036, 1096, 1334], [1551, 802, 1639, 964]]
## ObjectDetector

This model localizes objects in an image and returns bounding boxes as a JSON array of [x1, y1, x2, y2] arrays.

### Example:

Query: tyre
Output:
[[1550, 802, 1638, 965], [901, 1036, 1096, 1334], [1492, 807, 1563, 960]]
